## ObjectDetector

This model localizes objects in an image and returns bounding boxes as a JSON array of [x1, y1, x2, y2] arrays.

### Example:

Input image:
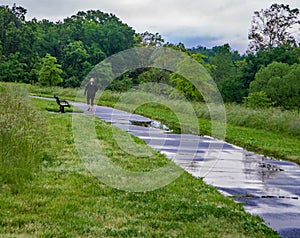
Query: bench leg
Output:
[[60, 105, 65, 113]]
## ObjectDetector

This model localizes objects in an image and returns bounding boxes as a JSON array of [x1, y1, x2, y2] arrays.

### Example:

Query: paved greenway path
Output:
[[69, 102, 300, 238], [36, 96, 297, 238]]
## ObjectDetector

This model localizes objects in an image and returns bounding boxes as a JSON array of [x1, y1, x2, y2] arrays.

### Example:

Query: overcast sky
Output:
[[1, 0, 299, 53]]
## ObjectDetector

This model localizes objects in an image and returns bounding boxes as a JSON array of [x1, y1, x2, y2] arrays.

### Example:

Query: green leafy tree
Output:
[[0, 5, 36, 83], [170, 74, 203, 101], [0, 5, 34, 56], [250, 61, 290, 93], [267, 63, 300, 110], [66, 10, 135, 56], [101, 20, 135, 55], [194, 44, 244, 102], [0, 52, 27, 82], [189, 44, 245, 102], [62, 41, 92, 87], [108, 75, 133, 92], [250, 61, 300, 109], [0, 6, 138, 86], [38, 53, 63, 86], [248, 3, 300, 52], [218, 76, 245, 103], [170, 53, 214, 101], [32, 19, 64, 60], [209, 44, 238, 84], [237, 45, 299, 101], [29, 55, 42, 84], [86, 43, 106, 66]]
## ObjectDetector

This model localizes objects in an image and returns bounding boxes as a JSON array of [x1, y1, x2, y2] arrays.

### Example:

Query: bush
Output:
[[243, 91, 274, 108]]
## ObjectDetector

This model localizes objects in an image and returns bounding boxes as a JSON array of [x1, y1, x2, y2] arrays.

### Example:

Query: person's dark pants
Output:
[[87, 94, 95, 106]]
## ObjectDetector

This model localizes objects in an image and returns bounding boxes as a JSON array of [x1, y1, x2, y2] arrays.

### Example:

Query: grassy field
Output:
[[27, 84, 300, 164], [0, 85, 279, 237]]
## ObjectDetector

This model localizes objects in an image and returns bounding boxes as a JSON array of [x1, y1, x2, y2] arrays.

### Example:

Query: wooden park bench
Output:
[[54, 95, 70, 113]]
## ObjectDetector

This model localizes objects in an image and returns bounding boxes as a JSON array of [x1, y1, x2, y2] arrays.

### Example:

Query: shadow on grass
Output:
[[43, 101, 84, 114], [46, 107, 84, 114]]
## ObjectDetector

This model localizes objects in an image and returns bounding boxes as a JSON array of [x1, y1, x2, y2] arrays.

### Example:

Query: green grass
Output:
[[0, 97, 279, 237], [27, 84, 80, 100], [98, 90, 300, 165], [43, 100, 84, 114], [0, 84, 45, 191], [122, 102, 300, 164], [25, 84, 300, 165], [26, 85, 300, 164]]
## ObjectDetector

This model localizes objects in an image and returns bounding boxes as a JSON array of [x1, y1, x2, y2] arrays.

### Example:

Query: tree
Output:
[[135, 31, 164, 46], [0, 6, 138, 86], [0, 5, 34, 56], [0, 5, 36, 83], [169, 53, 213, 101], [248, 4, 300, 52], [38, 54, 63, 86], [209, 44, 239, 83], [100, 20, 135, 55], [0, 52, 27, 82], [32, 19, 64, 60], [267, 63, 300, 110], [65, 10, 135, 56], [249, 62, 300, 110], [86, 43, 106, 65], [236, 45, 300, 102], [62, 41, 92, 87], [218, 76, 245, 103]]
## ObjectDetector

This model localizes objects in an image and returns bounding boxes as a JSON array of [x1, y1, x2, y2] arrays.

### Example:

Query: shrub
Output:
[[243, 91, 275, 109]]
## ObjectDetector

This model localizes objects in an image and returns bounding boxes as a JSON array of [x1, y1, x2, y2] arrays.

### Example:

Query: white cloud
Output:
[[1, 0, 299, 52]]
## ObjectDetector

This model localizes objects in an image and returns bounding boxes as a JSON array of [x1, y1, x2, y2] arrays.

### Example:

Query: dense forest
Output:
[[0, 3, 299, 110]]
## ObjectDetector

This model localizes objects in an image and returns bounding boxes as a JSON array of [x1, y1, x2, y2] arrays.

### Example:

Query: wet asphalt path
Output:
[[73, 102, 300, 237]]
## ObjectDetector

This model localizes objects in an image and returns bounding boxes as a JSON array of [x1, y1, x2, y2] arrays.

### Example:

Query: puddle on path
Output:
[[73, 103, 300, 237]]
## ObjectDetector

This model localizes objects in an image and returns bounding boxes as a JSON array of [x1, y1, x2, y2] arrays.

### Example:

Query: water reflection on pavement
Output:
[[76, 103, 300, 238]]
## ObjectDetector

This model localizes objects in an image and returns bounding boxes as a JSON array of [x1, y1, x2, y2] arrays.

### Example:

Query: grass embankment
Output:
[[0, 85, 278, 237]]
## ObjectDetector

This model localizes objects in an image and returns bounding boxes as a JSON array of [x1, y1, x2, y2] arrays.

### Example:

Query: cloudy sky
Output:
[[1, 0, 299, 53]]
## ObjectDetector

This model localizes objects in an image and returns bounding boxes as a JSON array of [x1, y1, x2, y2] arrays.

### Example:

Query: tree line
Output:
[[0, 3, 299, 110]]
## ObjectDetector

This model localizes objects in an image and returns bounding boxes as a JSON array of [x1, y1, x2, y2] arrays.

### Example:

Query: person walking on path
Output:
[[84, 78, 98, 111]]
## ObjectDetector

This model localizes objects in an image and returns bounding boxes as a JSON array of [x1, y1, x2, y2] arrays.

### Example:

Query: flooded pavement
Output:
[[72, 102, 300, 237]]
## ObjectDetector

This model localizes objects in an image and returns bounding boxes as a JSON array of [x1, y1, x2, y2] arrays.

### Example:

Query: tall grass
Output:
[[28, 84, 79, 99], [225, 104, 300, 136], [102, 90, 300, 136], [0, 83, 45, 190], [27, 85, 300, 136], [191, 102, 300, 136]]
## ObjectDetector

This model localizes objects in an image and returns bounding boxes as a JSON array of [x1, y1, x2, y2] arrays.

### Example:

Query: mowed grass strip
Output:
[[0, 98, 279, 237]]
